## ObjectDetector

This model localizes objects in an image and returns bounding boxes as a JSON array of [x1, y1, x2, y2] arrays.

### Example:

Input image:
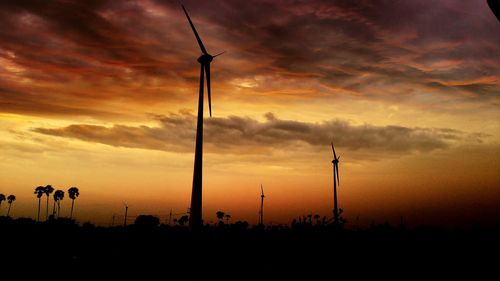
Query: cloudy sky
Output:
[[0, 0, 498, 226]]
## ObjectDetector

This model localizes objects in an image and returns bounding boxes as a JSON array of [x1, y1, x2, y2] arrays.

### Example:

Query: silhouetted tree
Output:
[[177, 215, 189, 226], [134, 215, 160, 228], [0, 193, 5, 215], [6, 195, 16, 217], [224, 214, 231, 224], [68, 187, 79, 219], [53, 190, 64, 218], [43, 185, 54, 221], [233, 220, 249, 230], [34, 186, 45, 222], [216, 211, 225, 223]]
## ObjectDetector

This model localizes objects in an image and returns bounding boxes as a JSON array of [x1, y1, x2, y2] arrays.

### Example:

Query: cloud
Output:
[[33, 112, 481, 156], [0, 0, 499, 117]]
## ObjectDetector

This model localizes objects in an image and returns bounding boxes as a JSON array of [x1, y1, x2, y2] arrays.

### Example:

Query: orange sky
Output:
[[0, 0, 499, 227]]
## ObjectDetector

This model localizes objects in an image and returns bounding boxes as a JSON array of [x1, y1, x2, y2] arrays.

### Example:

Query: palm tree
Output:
[[6, 195, 16, 217], [34, 186, 45, 222], [43, 185, 54, 221], [68, 187, 79, 219], [224, 214, 231, 225], [0, 193, 5, 215], [52, 193, 57, 217], [53, 190, 64, 218]]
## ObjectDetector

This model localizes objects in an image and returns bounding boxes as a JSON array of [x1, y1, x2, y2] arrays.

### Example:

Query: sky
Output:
[[0, 0, 499, 227]]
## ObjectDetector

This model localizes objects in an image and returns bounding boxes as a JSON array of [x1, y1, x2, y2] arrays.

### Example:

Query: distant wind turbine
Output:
[[259, 184, 265, 226], [181, 3, 225, 230], [331, 142, 341, 225]]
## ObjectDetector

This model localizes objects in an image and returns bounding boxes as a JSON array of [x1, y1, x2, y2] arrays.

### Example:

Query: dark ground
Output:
[[1, 216, 498, 278]]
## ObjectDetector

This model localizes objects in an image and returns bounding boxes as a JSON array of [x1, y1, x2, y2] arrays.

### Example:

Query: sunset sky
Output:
[[0, 0, 499, 227]]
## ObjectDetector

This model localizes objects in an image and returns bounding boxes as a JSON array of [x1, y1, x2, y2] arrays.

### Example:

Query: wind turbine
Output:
[[331, 142, 341, 225], [181, 3, 224, 230], [259, 184, 265, 226]]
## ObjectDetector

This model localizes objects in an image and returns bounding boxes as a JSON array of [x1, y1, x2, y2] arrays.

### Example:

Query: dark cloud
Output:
[[0, 0, 498, 116], [34, 112, 480, 156]]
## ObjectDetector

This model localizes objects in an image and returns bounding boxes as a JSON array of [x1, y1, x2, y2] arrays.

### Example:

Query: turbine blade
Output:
[[205, 63, 212, 117], [335, 163, 340, 186], [261, 184, 264, 196], [333, 167, 337, 185], [213, 51, 226, 57], [181, 4, 208, 54], [331, 142, 337, 159]]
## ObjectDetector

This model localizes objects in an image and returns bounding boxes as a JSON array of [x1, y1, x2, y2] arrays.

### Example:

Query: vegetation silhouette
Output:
[[0, 215, 496, 277], [34, 185, 45, 222], [177, 215, 189, 226], [0, 194, 5, 215], [43, 185, 54, 221], [53, 190, 64, 218], [68, 187, 79, 219], [134, 215, 160, 229], [216, 210, 225, 221], [6, 195, 15, 216]]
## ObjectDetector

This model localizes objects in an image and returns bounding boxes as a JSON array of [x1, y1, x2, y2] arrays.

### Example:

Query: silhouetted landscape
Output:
[[1, 215, 498, 276]]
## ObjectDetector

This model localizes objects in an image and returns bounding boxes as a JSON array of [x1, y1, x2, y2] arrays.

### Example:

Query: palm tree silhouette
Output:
[[68, 187, 79, 219], [224, 214, 231, 225], [43, 185, 54, 221], [53, 190, 64, 218], [34, 186, 45, 222], [0, 193, 5, 215], [6, 195, 16, 217]]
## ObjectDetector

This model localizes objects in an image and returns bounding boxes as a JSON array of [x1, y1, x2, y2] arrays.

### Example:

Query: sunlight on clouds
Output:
[[231, 77, 259, 88]]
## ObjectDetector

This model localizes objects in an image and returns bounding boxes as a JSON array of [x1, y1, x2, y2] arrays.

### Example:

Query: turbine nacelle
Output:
[[197, 54, 213, 64]]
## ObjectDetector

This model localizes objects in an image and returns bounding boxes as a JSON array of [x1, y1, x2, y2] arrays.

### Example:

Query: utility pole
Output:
[[124, 205, 128, 227]]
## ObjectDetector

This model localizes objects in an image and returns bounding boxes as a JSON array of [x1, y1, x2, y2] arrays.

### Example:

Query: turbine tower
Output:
[[181, 4, 224, 230], [259, 184, 265, 226], [331, 142, 341, 225]]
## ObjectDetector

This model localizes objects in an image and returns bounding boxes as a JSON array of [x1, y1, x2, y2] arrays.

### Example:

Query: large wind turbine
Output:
[[259, 184, 265, 226], [331, 142, 341, 225], [181, 4, 224, 230]]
